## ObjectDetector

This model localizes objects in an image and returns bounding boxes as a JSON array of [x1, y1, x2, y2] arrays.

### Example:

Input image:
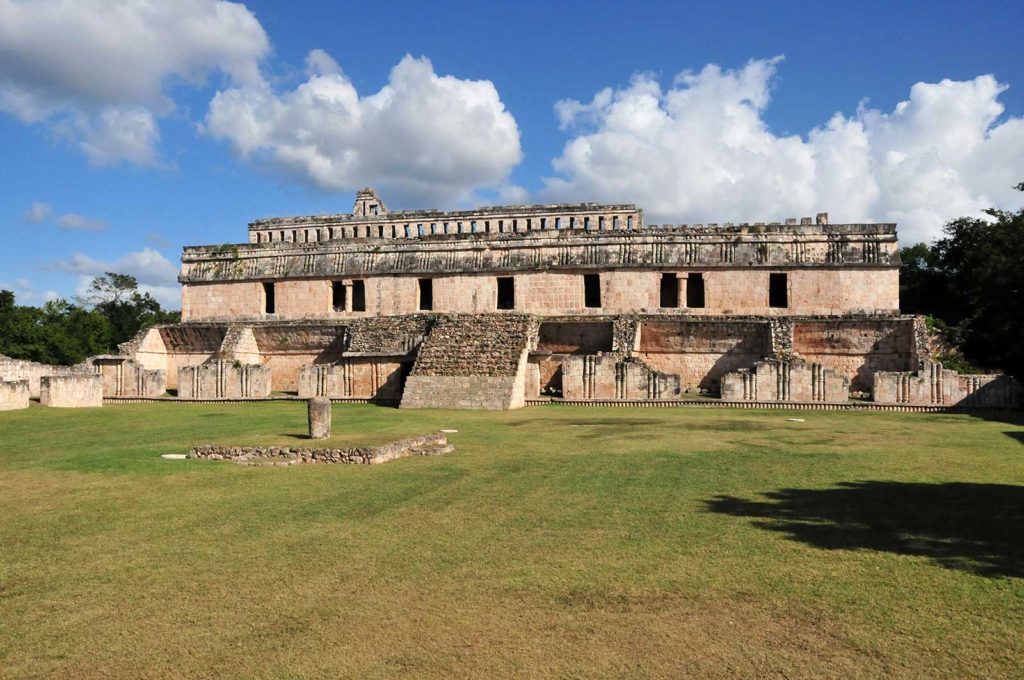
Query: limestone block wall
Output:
[[182, 266, 899, 322], [298, 358, 405, 400], [0, 354, 92, 398], [873, 362, 1022, 407], [40, 375, 103, 408], [720, 359, 849, 403], [0, 380, 30, 411], [562, 354, 680, 400], [636, 319, 769, 392], [792, 318, 916, 392], [94, 357, 166, 397], [178, 361, 272, 399]]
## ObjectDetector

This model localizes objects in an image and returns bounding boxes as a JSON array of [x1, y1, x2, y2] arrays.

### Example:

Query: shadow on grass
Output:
[[705, 481, 1024, 578]]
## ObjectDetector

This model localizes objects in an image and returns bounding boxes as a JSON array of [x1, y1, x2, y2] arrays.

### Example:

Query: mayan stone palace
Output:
[[1, 188, 1020, 411]]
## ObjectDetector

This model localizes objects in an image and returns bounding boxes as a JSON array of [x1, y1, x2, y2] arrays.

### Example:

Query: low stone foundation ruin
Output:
[[874, 362, 1023, 407], [720, 359, 849, 403], [178, 360, 271, 399], [0, 380, 30, 411], [39, 374, 103, 408], [188, 432, 451, 465]]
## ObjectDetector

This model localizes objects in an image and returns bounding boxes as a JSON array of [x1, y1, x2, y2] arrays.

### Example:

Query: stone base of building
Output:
[[7, 313, 1021, 411]]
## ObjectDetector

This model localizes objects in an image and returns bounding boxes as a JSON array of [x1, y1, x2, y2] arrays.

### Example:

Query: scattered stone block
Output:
[[308, 397, 332, 439]]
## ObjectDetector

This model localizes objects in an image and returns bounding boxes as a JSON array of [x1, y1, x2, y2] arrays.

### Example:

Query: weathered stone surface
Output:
[[308, 397, 331, 439], [39, 374, 103, 408], [0, 379, 30, 411], [178, 360, 271, 399], [720, 359, 849, 403], [873, 362, 1023, 407]]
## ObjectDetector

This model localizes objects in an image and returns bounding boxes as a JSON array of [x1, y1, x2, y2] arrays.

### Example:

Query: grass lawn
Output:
[[1, 402, 1022, 679]]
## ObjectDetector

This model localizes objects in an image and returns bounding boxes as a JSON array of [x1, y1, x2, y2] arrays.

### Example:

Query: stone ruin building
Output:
[[1, 187, 1020, 411]]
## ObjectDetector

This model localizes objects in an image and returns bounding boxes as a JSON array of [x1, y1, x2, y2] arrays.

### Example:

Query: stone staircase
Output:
[[400, 314, 534, 409]]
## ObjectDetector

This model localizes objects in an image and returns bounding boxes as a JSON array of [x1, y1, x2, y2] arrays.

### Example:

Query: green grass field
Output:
[[1, 402, 1022, 679]]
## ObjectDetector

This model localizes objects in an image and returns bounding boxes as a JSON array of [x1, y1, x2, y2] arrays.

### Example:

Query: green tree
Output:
[[80, 273, 179, 349], [900, 182, 1024, 380]]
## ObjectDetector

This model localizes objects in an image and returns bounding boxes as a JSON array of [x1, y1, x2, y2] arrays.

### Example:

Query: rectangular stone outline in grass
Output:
[[186, 432, 452, 466]]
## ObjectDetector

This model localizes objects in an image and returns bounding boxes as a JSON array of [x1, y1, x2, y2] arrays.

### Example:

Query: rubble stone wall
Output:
[[40, 374, 103, 408], [0, 380, 30, 411], [0, 354, 93, 398]]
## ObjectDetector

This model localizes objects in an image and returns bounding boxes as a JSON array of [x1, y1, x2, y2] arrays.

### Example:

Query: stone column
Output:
[[308, 397, 332, 439], [677, 274, 687, 309], [344, 282, 353, 313]]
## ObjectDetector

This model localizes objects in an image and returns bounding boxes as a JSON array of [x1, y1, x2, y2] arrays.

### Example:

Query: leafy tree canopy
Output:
[[900, 182, 1024, 381], [0, 273, 179, 365]]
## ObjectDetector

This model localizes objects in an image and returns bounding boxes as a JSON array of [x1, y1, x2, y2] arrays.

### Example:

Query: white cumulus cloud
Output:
[[0, 0, 269, 165], [52, 247, 181, 308], [205, 51, 523, 206], [22, 201, 107, 230], [543, 57, 1024, 244], [23, 201, 52, 223]]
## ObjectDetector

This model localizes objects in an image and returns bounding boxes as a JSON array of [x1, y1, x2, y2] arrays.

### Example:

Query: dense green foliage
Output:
[[900, 182, 1024, 379], [1, 403, 1022, 677], [0, 273, 179, 365]]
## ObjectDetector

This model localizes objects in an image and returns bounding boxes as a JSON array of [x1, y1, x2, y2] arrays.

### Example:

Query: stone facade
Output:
[[177, 360, 272, 399], [874, 362, 1023, 407], [13, 187, 1009, 411], [0, 379, 30, 411], [93, 356, 166, 397], [720, 359, 849, 403], [39, 374, 103, 408]]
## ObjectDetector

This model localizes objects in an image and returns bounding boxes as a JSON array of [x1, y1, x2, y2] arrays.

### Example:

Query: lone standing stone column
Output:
[[308, 397, 331, 439]]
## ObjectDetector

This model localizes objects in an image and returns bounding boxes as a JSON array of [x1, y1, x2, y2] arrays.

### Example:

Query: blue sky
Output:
[[1, 0, 1022, 309]]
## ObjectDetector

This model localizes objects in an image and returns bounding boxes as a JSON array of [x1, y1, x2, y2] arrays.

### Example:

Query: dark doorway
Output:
[[769, 273, 788, 308], [352, 280, 366, 311], [660, 273, 679, 308], [263, 282, 275, 314], [418, 278, 433, 311], [497, 276, 515, 310], [332, 281, 346, 311], [584, 274, 601, 308], [686, 273, 705, 308]]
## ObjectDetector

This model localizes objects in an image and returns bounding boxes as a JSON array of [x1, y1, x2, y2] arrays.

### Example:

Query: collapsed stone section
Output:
[[0, 380, 30, 411], [874, 362, 1022, 407], [0, 353, 94, 398], [93, 356, 166, 397], [400, 314, 534, 409], [720, 359, 849, 403]]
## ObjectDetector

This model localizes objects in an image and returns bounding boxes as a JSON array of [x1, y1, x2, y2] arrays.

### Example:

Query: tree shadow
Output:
[[705, 481, 1024, 578]]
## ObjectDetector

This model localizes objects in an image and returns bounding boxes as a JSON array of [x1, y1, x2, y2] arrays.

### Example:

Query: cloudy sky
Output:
[[1, 0, 1022, 309]]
